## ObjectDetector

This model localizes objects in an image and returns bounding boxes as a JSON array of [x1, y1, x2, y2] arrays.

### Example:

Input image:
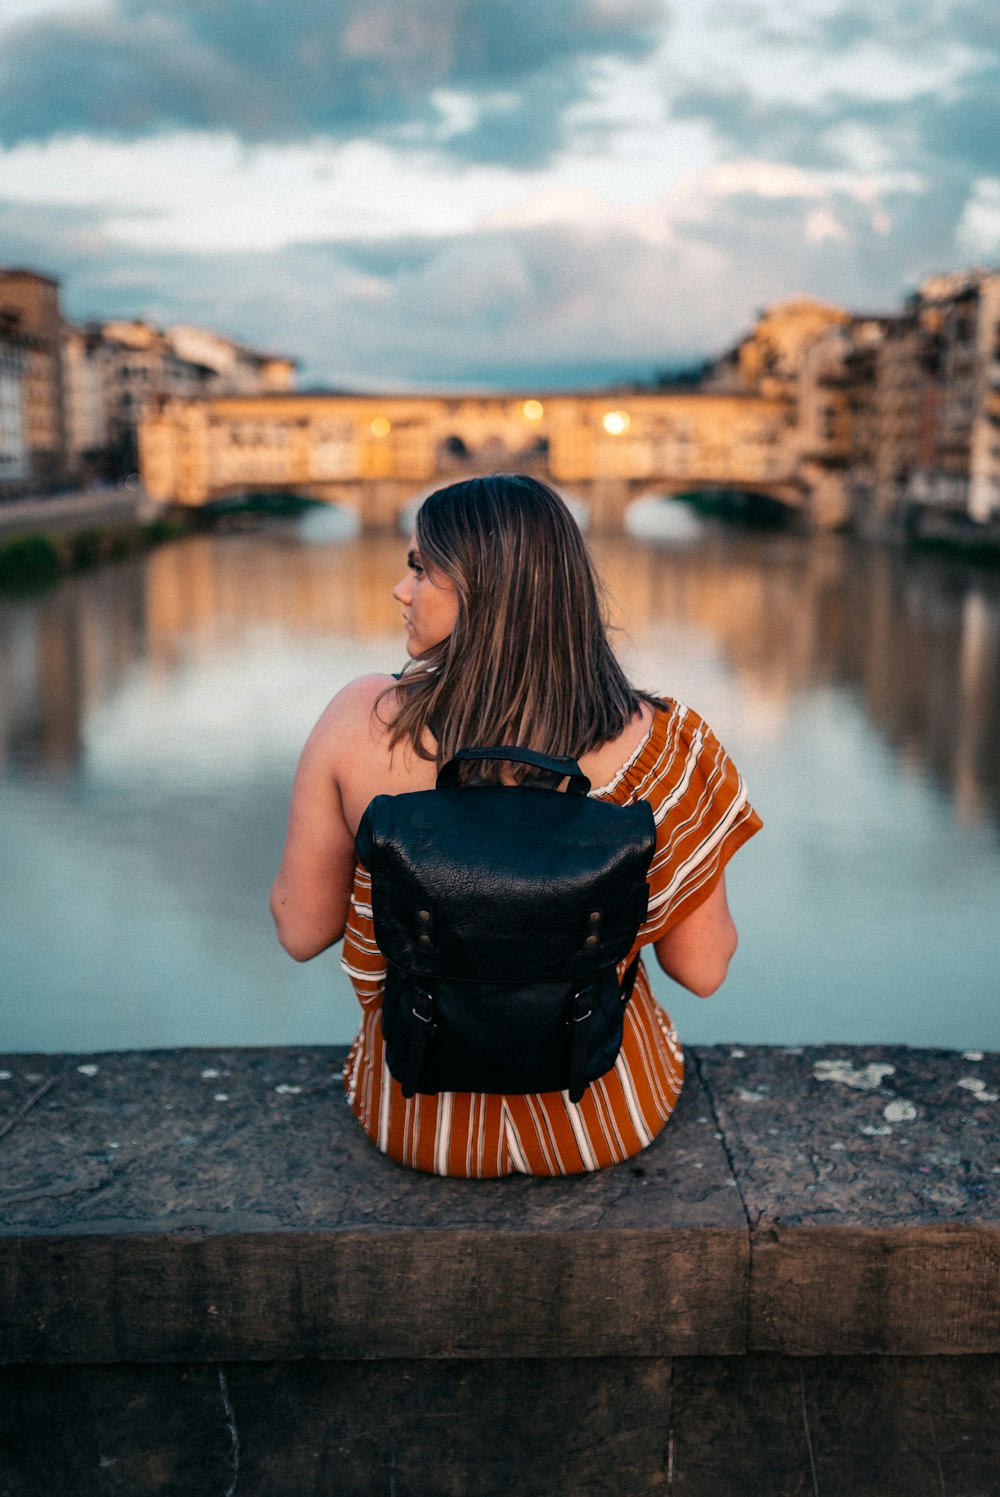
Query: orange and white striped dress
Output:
[[341, 699, 762, 1176]]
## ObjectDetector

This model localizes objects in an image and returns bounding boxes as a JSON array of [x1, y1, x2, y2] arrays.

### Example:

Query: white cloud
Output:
[[805, 206, 850, 243], [698, 159, 828, 201], [480, 183, 674, 245], [0, 0, 104, 22], [956, 177, 1000, 259]]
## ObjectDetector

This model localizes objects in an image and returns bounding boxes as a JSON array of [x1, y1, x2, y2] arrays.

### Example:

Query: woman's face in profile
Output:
[[392, 533, 460, 657]]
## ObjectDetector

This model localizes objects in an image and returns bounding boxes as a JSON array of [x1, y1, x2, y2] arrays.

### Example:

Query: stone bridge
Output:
[[139, 390, 820, 532]]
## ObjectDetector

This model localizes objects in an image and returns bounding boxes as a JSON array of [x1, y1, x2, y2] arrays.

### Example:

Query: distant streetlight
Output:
[[602, 410, 631, 436], [370, 416, 391, 437], [522, 399, 544, 422]]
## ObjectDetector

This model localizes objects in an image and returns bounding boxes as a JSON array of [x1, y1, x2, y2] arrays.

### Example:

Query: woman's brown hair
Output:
[[383, 473, 657, 782]]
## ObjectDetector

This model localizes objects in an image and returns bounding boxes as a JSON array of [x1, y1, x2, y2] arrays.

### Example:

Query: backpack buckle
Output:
[[411, 989, 434, 1024], [572, 987, 594, 1023], [399, 986, 434, 1099]]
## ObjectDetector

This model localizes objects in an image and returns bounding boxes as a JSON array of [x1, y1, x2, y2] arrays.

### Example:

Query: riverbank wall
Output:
[[0, 484, 154, 539], [0, 484, 188, 591], [1, 1042, 998, 1494]]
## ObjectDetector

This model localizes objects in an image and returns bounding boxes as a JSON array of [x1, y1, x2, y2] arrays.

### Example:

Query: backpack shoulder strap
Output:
[[437, 746, 591, 795]]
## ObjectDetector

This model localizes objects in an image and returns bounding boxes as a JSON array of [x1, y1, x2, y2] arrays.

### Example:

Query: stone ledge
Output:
[[6, 1355, 1000, 1497], [694, 1045, 1000, 1355], [1, 1043, 997, 1362]]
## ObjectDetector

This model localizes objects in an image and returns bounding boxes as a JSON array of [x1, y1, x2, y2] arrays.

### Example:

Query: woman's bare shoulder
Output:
[[578, 699, 656, 788], [310, 673, 398, 751], [313, 673, 438, 830]]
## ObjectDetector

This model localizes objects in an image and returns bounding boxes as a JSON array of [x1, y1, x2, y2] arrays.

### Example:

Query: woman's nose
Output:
[[392, 576, 411, 603]]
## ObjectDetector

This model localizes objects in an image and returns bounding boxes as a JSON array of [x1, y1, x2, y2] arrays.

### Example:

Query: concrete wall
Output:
[[1, 1042, 998, 1494]]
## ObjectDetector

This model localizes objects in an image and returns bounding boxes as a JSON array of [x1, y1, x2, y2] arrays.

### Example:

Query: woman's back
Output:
[[270, 474, 762, 1175], [329, 673, 655, 839]]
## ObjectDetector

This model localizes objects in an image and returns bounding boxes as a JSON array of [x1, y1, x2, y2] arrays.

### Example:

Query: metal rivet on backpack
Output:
[[585, 933, 599, 947], [418, 909, 431, 923], [418, 933, 432, 946], [589, 911, 601, 924]]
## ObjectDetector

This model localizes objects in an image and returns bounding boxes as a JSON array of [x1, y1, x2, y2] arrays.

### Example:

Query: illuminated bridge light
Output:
[[602, 410, 631, 436], [370, 416, 391, 437], [522, 399, 544, 422]]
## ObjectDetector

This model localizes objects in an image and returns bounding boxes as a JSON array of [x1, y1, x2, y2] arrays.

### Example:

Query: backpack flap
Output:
[[359, 785, 655, 983]]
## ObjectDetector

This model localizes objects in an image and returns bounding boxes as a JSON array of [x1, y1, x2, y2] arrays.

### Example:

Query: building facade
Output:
[[0, 311, 29, 491], [138, 389, 803, 531], [708, 278, 1000, 533], [908, 270, 1000, 524], [61, 319, 299, 480], [167, 325, 296, 395], [0, 268, 67, 490], [62, 324, 112, 481]]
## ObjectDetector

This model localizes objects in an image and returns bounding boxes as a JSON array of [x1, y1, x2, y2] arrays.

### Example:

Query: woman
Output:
[[270, 474, 761, 1176]]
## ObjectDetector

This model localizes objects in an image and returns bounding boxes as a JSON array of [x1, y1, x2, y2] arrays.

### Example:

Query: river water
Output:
[[2, 500, 998, 1055]]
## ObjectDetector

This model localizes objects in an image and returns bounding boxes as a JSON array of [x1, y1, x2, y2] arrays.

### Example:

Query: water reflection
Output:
[[4, 525, 999, 827], [0, 566, 146, 777], [592, 531, 1000, 835], [1, 507, 999, 1052]]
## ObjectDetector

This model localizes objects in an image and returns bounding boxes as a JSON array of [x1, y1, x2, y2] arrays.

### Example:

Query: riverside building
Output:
[[0, 309, 29, 493], [0, 267, 67, 491], [60, 319, 299, 481], [2, 263, 299, 494], [907, 269, 1000, 525]]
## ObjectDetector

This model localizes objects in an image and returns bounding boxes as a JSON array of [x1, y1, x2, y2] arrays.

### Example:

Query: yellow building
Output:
[[0, 267, 67, 488], [708, 298, 853, 400]]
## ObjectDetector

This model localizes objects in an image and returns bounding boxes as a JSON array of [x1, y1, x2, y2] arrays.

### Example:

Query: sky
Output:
[[0, 0, 998, 390]]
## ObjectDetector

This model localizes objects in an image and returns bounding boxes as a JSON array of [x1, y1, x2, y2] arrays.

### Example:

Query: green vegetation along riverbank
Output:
[[0, 519, 191, 593]]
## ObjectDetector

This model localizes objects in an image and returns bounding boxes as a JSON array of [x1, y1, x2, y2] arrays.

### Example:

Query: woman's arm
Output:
[[652, 875, 738, 997], [269, 676, 389, 961]]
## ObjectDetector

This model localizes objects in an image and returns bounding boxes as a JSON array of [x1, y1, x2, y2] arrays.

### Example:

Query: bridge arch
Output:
[[622, 484, 798, 537]]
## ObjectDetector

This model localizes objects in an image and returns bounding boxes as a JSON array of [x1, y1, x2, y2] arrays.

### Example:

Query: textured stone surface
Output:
[[0, 1045, 746, 1362], [3, 1355, 1000, 1497], [692, 1045, 1000, 1228], [669, 1354, 1000, 1497], [0, 1046, 741, 1233], [693, 1045, 1000, 1353], [2, 1043, 999, 1362]]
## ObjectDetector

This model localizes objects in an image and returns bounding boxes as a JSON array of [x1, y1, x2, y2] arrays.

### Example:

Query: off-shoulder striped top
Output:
[[341, 699, 762, 1176]]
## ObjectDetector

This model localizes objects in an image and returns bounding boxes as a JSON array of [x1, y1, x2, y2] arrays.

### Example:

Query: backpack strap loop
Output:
[[619, 952, 641, 1007], [568, 987, 595, 1104], [437, 746, 591, 795], [398, 987, 434, 1100]]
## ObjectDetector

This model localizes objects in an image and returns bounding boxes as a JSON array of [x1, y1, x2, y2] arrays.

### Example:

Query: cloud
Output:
[[0, 0, 668, 164], [4, 0, 994, 392], [957, 177, 1000, 257], [706, 0, 994, 61], [672, 0, 1000, 186], [671, 86, 848, 170], [5, 160, 965, 397], [669, 74, 1000, 238], [0, 197, 134, 272], [0, 188, 728, 382], [918, 71, 1000, 176]]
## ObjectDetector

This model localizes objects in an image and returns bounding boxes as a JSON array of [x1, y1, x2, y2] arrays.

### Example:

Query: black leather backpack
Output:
[[354, 746, 657, 1103]]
